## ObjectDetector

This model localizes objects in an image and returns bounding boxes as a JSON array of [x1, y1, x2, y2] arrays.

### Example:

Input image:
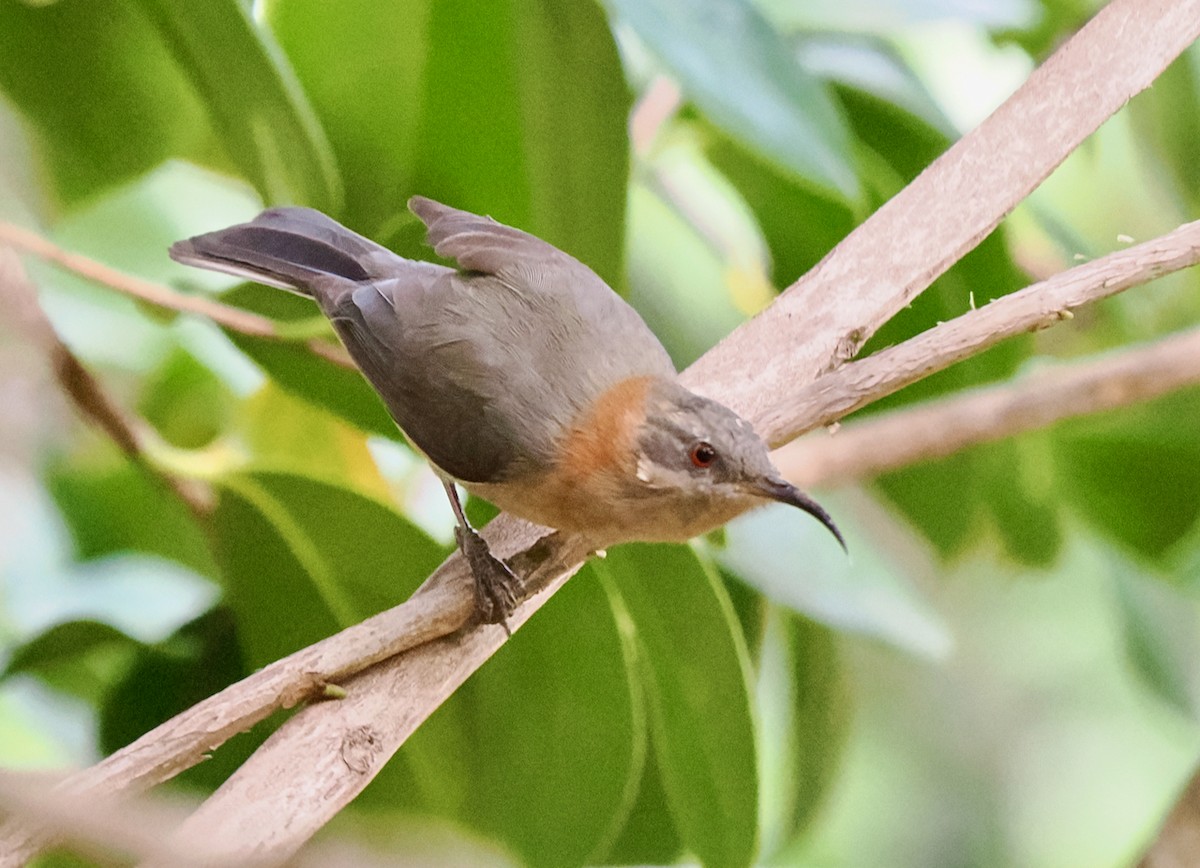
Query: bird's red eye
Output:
[[689, 442, 717, 468]]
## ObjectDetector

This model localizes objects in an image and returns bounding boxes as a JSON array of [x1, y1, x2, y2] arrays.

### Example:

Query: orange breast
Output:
[[467, 375, 657, 536], [556, 375, 655, 487]]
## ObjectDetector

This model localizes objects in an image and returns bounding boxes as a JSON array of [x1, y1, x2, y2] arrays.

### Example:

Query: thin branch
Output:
[[681, 0, 1200, 445], [0, 221, 355, 369], [0, 249, 212, 517], [777, 219, 1200, 448], [0, 772, 214, 868], [777, 325, 1200, 488], [0, 772, 395, 868]]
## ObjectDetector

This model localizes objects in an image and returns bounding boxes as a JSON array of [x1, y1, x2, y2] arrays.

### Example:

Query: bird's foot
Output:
[[455, 526, 523, 635]]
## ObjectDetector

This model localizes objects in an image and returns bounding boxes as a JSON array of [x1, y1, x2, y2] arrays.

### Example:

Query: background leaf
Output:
[[0, 0, 212, 208], [608, 0, 859, 201], [46, 451, 217, 579], [134, 0, 341, 211], [211, 471, 444, 667], [367, 565, 644, 868], [602, 544, 760, 868], [715, 503, 952, 659]]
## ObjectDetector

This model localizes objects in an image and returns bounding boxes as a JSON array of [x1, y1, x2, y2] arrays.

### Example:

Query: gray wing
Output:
[[408, 197, 674, 383], [172, 198, 675, 485], [327, 198, 676, 484]]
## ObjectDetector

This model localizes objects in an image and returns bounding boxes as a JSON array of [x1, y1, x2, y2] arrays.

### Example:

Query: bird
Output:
[[170, 196, 844, 629]]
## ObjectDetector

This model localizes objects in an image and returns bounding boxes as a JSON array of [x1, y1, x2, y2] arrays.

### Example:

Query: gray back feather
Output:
[[172, 198, 676, 483]]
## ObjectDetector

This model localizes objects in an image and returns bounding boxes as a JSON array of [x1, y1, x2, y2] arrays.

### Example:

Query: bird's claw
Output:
[[456, 526, 524, 635]]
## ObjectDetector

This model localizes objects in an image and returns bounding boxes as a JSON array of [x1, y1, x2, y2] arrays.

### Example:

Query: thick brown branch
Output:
[[0, 221, 354, 369], [778, 326, 1200, 488]]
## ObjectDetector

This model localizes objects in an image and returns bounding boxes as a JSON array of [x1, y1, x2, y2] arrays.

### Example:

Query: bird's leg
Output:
[[442, 480, 522, 634]]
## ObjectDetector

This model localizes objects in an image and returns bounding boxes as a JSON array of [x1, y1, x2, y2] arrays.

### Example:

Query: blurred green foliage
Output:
[[0, 0, 1198, 866]]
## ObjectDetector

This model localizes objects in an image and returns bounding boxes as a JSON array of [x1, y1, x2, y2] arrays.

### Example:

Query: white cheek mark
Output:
[[636, 457, 653, 483]]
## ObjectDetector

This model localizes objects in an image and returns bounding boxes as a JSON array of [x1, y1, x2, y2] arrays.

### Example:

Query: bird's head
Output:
[[631, 380, 845, 548]]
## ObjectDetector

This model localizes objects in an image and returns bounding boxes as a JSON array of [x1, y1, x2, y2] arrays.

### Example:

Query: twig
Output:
[[630, 75, 682, 156], [0, 771, 396, 868], [0, 249, 212, 516], [0, 772, 213, 868], [777, 326, 1200, 488], [0, 221, 355, 369], [775, 219, 1200, 450], [0, 222, 277, 336]]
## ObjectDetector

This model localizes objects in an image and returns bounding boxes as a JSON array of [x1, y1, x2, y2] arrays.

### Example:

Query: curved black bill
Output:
[[756, 478, 847, 552]]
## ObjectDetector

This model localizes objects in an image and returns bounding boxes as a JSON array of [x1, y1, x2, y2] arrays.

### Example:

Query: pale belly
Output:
[[464, 475, 758, 546]]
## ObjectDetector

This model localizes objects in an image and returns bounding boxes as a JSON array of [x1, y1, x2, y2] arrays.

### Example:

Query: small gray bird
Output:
[[171, 197, 843, 627]]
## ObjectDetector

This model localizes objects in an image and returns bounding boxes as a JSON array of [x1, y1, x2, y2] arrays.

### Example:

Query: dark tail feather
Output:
[[169, 207, 399, 300]]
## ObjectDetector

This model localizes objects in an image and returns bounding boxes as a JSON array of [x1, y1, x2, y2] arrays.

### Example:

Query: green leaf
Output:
[[601, 543, 759, 868], [414, 0, 632, 287], [239, 382, 391, 502], [0, 0, 212, 207], [5, 620, 135, 678], [607, 0, 858, 201], [266, 0, 430, 231], [46, 451, 217, 579], [1055, 389, 1200, 561], [507, 1, 633, 289], [600, 744, 683, 865], [760, 612, 851, 854], [211, 471, 444, 667], [874, 451, 981, 555], [705, 128, 857, 289], [626, 179, 751, 367], [133, 0, 341, 211], [758, 0, 1037, 33], [368, 565, 644, 868], [3, 620, 141, 707], [981, 438, 1063, 567], [138, 348, 234, 450], [715, 503, 951, 659], [272, 0, 631, 288], [1122, 43, 1200, 210], [460, 567, 644, 866], [98, 607, 264, 791], [880, 436, 1062, 567], [1111, 566, 1200, 717]]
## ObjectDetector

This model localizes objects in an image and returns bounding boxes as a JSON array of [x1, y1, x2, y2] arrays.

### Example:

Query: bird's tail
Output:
[[169, 207, 402, 301]]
